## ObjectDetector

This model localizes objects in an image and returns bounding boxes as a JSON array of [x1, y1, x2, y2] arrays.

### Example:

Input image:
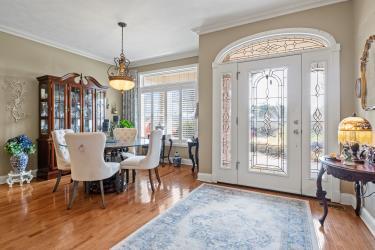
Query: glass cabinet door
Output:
[[54, 82, 65, 130], [96, 91, 106, 131], [40, 83, 49, 135], [70, 87, 81, 132], [83, 89, 94, 132]]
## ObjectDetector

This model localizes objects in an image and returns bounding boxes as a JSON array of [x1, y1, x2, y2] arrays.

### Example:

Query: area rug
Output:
[[112, 184, 318, 250]]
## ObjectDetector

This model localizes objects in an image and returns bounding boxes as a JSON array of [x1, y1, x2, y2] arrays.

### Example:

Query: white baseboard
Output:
[[340, 192, 375, 237], [340, 193, 356, 208], [168, 157, 193, 166], [361, 207, 375, 237], [197, 173, 213, 183], [0, 169, 38, 185]]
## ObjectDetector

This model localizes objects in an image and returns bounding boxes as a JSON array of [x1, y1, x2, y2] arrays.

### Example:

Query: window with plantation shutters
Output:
[[167, 90, 180, 140], [152, 92, 165, 129], [139, 66, 197, 144], [182, 89, 196, 140], [141, 93, 152, 137]]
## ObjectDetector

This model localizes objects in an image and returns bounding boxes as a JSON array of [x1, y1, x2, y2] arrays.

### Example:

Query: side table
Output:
[[317, 156, 375, 226]]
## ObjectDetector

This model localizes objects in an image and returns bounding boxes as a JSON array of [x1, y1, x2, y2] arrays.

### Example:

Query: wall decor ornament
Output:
[[360, 35, 375, 110], [2, 80, 27, 122]]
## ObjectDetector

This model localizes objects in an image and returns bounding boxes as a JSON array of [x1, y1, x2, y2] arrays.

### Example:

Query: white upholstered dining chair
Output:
[[113, 128, 138, 183], [120, 129, 163, 192], [65, 132, 120, 209], [113, 128, 138, 159], [51, 129, 74, 192]]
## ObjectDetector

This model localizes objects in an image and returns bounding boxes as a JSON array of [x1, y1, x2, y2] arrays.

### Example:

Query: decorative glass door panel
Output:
[[237, 55, 302, 194], [249, 68, 287, 175], [214, 63, 238, 184], [309, 62, 326, 178], [221, 74, 232, 169], [70, 87, 81, 133], [83, 89, 94, 132], [54, 82, 65, 130], [301, 51, 334, 198]]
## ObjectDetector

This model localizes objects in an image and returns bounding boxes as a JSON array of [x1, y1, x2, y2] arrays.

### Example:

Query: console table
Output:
[[188, 138, 199, 173], [317, 156, 375, 226]]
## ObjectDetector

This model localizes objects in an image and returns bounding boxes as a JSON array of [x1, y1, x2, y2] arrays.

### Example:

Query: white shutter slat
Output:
[[182, 89, 196, 141], [167, 90, 180, 140], [141, 93, 152, 137], [152, 92, 165, 130]]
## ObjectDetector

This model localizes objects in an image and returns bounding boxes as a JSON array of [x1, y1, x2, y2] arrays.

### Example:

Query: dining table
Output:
[[58, 137, 150, 193]]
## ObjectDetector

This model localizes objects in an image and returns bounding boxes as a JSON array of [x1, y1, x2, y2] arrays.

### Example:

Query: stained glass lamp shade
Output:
[[338, 114, 372, 160], [338, 115, 372, 145]]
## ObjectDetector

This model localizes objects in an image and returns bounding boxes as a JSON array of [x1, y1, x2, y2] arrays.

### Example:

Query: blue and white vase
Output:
[[10, 153, 29, 173]]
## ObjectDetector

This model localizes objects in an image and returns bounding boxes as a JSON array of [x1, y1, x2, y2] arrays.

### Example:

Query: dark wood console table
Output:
[[188, 138, 199, 173], [317, 156, 375, 226]]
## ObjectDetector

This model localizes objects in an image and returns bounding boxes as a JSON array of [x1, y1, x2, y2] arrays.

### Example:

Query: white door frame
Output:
[[212, 28, 341, 202]]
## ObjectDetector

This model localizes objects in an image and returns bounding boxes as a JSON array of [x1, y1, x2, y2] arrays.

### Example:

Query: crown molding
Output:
[[0, 24, 113, 65], [0, 24, 198, 67], [130, 50, 198, 68], [192, 0, 348, 35]]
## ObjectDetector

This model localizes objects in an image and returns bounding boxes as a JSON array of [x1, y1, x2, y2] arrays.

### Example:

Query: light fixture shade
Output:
[[108, 22, 134, 92], [108, 76, 135, 92], [338, 115, 372, 145]]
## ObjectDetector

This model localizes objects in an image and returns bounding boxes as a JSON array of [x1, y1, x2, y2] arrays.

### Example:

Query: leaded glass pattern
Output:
[[223, 36, 326, 63], [249, 68, 287, 175], [221, 74, 232, 168], [310, 62, 326, 178]]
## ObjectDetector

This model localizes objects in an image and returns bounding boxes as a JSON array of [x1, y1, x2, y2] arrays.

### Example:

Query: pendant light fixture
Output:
[[107, 22, 135, 92]]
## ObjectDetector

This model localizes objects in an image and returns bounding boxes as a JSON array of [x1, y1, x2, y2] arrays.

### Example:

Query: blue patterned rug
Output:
[[112, 184, 318, 250]]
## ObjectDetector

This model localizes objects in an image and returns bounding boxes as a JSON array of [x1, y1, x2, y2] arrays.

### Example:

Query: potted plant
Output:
[[118, 119, 134, 128], [4, 135, 36, 173]]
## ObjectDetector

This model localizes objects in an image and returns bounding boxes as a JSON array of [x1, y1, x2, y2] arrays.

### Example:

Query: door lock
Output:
[[293, 129, 299, 135]]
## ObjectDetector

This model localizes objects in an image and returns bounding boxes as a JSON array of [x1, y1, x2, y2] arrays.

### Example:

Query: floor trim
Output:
[[197, 173, 213, 183], [340, 192, 375, 237]]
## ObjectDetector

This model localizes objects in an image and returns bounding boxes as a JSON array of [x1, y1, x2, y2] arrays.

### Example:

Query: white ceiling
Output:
[[0, 0, 345, 65]]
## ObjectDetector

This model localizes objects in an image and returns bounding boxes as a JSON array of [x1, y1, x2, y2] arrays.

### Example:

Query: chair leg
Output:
[[155, 167, 161, 184], [148, 169, 155, 192], [115, 171, 121, 194], [121, 169, 126, 192], [126, 169, 129, 184], [52, 170, 62, 192], [99, 180, 106, 209], [132, 169, 136, 183], [67, 181, 79, 210]]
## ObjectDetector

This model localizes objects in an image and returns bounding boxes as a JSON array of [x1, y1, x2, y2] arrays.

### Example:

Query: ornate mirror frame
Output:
[[360, 35, 375, 110]]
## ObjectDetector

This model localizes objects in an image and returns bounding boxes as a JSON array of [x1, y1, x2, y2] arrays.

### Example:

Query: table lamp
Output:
[[338, 114, 372, 162]]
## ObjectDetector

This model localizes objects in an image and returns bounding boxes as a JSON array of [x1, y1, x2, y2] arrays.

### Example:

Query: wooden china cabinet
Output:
[[37, 73, 107, 179]]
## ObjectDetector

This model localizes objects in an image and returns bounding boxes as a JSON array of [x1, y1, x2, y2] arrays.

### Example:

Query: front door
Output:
[[237, 55, 302, 194]]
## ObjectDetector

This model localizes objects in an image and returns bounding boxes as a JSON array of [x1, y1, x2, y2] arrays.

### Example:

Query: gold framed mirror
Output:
[[361, 35, 375, 110]]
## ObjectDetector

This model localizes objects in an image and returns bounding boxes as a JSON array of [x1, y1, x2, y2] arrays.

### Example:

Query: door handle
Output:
[[293, 129, 299, 135], [293, 120, 299, 125]]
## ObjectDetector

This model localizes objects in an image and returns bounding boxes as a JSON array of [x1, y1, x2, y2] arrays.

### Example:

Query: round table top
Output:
[[319, 156, 375, 175], [59, 138, 149, 149]]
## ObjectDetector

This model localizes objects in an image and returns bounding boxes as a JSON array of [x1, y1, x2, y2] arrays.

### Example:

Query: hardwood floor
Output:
[[0, 165, 373, 249]]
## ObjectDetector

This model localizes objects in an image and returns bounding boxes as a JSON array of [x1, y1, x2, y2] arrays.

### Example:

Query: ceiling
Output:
[[0, 0, 345, 66]]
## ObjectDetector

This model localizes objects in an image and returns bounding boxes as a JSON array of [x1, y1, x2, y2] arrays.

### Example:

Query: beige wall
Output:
[[0, 31, 122, 176], [198, 1, 355, 174], [130, 56, 199, 159], [353, 0, 375, 216]]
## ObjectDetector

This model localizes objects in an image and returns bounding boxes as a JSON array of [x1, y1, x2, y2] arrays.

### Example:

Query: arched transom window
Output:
[[222, 35, 327, 63]]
